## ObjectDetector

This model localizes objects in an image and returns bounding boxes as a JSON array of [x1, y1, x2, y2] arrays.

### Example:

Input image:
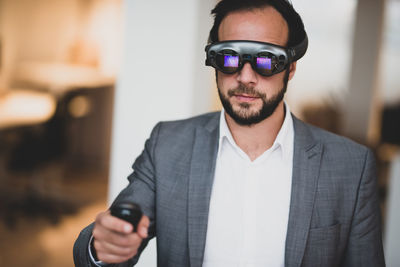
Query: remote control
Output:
[[110, 202, 143, 232]]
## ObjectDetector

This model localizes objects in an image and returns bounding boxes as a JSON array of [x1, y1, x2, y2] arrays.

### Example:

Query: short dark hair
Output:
[[208, 0, 306, 48]]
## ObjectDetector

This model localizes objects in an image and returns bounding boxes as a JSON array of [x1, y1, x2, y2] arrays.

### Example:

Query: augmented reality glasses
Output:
[[205, 36, 308, 77]]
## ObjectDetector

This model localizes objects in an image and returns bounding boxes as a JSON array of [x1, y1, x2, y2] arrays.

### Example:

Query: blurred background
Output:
[[0, 0, 398, 266]]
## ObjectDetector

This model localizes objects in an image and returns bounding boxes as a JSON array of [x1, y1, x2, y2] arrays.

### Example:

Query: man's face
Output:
[[217, 7, 296, 126]]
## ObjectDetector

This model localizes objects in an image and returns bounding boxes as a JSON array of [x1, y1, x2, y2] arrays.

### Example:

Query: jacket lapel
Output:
[[188, 114, 220, 267], [186, 114, 322, 267], [285, 117, 323, 267]]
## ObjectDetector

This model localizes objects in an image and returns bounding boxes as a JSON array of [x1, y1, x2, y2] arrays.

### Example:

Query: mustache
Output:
[[227, 84, 266, 99]]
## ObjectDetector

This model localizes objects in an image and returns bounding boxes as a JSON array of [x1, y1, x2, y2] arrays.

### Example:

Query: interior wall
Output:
[[0, 0, 17, 89], [0, 0, 122, 89], [109, 0, 215, 202], [191, 0, 217, 115], [76, 0, 122, 76], [380, 0, 400, 105], [286, 0, 358, 116], [108, 0, 215, 265], [0, 0, 4, 90], [3, 0, 81, 63], [0, 0, 80, 88], [342, 0, 385, 145], [385, 153, 400, 267]]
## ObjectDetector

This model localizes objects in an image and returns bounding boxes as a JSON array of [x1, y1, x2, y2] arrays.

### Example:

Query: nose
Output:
[[237, 62, 257, 85]]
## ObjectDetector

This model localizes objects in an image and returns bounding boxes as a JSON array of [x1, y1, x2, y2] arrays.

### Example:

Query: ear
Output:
[[288, 62, 297, 81]]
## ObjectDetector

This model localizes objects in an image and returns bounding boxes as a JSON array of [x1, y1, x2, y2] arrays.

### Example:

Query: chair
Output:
[[0, 88, 76, 227]]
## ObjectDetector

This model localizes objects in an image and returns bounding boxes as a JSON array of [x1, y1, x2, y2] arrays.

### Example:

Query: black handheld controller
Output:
[[110, 202, 143, 232]]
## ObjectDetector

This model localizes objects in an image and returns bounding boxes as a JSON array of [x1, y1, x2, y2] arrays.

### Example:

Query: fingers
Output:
[[92, 211, 150, 264], [137, 215, 150, 238], [96, 211, 133, 234]]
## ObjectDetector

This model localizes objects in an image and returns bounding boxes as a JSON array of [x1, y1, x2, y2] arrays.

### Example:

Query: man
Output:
[[74, 0, 385, 266]]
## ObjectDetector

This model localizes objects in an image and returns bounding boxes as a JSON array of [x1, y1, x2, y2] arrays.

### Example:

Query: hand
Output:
[[92, 210, 149, 263]]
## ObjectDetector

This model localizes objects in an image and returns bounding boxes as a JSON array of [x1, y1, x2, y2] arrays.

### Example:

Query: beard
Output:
[[218, 73, 289, 126]]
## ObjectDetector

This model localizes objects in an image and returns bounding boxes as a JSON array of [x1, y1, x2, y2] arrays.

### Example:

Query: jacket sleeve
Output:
[[341, 149, 385, 266], [73, 122, 162, 266]]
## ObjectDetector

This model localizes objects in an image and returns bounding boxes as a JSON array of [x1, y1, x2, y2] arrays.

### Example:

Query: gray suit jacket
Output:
[[73, 112, 385, 267]]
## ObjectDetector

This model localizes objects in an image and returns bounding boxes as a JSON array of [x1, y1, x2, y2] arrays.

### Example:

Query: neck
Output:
[[225, 101, 285, 161]]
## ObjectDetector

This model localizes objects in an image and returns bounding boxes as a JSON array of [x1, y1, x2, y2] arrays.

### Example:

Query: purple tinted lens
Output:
[[256, 57, 271, 70], [224, 55, 239, 67]]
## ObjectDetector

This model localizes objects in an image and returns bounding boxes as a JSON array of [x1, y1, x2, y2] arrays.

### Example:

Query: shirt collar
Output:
[[218, 102, 294, 161]]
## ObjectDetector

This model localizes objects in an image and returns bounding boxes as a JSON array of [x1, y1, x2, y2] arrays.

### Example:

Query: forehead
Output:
[[218, 6, 289, 46]]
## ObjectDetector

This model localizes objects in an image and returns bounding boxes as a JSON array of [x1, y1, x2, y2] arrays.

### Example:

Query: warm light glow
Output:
[[0, 90, 56, 128], [15, 62, 115, 95], [68, 95, 92, 118], [81, 0, 123, 77]]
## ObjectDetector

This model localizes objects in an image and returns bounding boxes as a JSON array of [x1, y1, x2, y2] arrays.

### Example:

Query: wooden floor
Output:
[[0, 165, 108, 267]]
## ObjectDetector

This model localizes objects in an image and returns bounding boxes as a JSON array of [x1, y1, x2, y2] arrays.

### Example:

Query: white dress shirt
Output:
[[203, 104, 294, 267]]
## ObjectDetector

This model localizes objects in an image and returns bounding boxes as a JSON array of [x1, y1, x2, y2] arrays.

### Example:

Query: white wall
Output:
[[385, 153, 400, 267], [108, 0, 215, 265], [109, 0, 215, 201], [286, 0, 358, 116]]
